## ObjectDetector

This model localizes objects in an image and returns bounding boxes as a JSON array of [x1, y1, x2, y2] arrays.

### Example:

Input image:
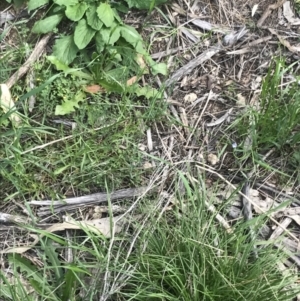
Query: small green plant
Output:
[[0, 237, 86, 300], [256, 59, 300, 150], [115, 174, 300, 301], [18, 0, 168, 115], [230, 58, 300, 179]]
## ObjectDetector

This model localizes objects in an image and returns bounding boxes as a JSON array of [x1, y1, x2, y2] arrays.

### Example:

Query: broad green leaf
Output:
[[47, 56, 93, 80], [74, 19, 96, 49], [135, 40, 146, 54], [120, 25, 142, 43], [28, 0, 49, 11], [55, 91, 86, 115], [97, 79, 124, 93], [9, 0, 25, 8], [120, 25, 146, 53], [53, 0, 78, 5], [8, 254, 47, 286], [19, 74, 62, 102], [106, 67, 127, 81], [134, 85, 161, 99], [86, 5, 103, 30], [62, 269, 77, 301], [125, 0, 167, 9], [99, 27, 110, 44], [32, 14, 63, 34], [41, 238, 63, 281], [112, 7, 123, 24], [53, 35, 79, 65], [47, 55, 69, 71], [151, 62, 168, 76], [97, 2, 114, 27], [145, 54, 167, 74], [108, 24, 121, 45], [113, 3, 129, 13], [95, 31, 106, 53], [107, 48, 122, 62], [65, 3, 88, 21]]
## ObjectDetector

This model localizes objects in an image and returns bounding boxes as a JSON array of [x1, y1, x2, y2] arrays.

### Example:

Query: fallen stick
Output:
[[257, 0, 286, 28], [6, 33, 52, 89], [29, 187, 150, 216], [165, 27, 248, 87], [29, 187, 148, 207]]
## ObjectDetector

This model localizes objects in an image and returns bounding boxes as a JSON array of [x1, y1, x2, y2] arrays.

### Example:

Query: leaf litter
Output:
[[1, 0, 300, 298]]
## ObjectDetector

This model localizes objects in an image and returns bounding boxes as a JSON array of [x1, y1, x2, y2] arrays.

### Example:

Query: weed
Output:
[[229, 58, 300, 182], [115, 174, 299, 301], [1, 172, 299, 301]]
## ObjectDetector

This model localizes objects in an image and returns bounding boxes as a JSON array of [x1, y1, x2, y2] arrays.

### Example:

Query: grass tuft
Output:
[[115, 175, 299, 301]]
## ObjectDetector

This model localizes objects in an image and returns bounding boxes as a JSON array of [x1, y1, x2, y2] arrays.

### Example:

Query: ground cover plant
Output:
[[1, 0, 300, 301], [2, 173, 300, 301]]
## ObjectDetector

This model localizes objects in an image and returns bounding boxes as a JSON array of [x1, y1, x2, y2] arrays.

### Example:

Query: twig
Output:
[[257, 0, 287, 28], [206, 108, 233, 127], [29, 187, 148, 206], [185, 90, 212, 147], [29, 187, 149, 217], [205, 201, 233, 233], [165, 27, 248, 87], [165, 44, 222, 87], [151, 47, 185, 59], [195, 163, 300, 243], [6, 33, 52, 89], [0, 213, 28, 224]]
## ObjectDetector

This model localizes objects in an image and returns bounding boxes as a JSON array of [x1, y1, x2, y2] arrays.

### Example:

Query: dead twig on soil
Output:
[[195, 163, 300, 243], [257, 0, 287, 28], [165, 45, 222, 87], [29, 187, 149, 216], [165, 27, 248, 87], [5, 33, 52, 89]]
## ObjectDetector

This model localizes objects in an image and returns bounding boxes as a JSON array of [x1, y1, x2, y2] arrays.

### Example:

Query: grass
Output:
[[1, 2, 300, 301], [2, 172, 300, 301], [0, 55, 167, 199], [227, 58, 300, 184], [117, 181, 297, 301]]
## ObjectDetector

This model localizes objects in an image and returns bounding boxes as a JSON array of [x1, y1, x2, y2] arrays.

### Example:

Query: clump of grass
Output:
[[256, 59, 300, 151], [230, 58, 300, 181], [0, 54, 167, 200], [116, 175, 299, 301], [1, 173, 299, 301]]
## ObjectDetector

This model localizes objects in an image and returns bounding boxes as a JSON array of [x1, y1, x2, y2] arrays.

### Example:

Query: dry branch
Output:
[[29, 187, 150, 216], [257, 0, 287, 27], [6, 33, 52, 89]]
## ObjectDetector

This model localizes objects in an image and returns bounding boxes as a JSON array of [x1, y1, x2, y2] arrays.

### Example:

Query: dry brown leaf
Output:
[[1, 235, 40, 254], [288, 215, 300, 227], [236, 93, 246, 106], [0, 84, 22, 126], [143, 162, 153, 169], [136, 53, 148, 72], [1, 216, 124, 254], [83, 85, 104, 93], [207, 154, 219, 166], [252, 4, 259, 17], [126, 76, 138, 86], [283, 1, 300, 25], [184, 93, 197, 103], [269, 28, 300, 53], [269, 217, 293, 240]]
